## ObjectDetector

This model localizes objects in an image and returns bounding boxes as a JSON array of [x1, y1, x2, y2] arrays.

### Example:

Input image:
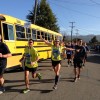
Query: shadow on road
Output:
[[60, 77, 75, 82], [87, 55, 100, 64], [4, 78, 54, 93], [30, 89, 53, 93]]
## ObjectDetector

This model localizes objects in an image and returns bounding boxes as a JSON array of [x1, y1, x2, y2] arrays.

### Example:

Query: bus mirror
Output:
[[0, 15, 6, 21]]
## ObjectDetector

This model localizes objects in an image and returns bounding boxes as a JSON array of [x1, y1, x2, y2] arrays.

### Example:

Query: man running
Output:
[[20, 39, 42, 93], [40, 35, 74, 89], [0, 34, 12, 94], [73, 39, 85, 82]]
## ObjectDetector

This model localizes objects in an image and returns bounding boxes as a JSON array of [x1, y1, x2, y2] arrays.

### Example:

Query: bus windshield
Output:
[[3, 23, 14, 40]]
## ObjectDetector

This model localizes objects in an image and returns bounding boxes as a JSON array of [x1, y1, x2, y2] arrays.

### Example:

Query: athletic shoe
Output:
[[67, 64, 70, 67], [74, 77, 78, 82], [78, 75, 80, 80], [53, 84, 57, 90], [70, 61, 73, 66], [0, 90, 3, 94], [37, 73, 42, 80], [0, 86, 5, 94], [83, 63, 85, 66], [22, 88, 30, 94]]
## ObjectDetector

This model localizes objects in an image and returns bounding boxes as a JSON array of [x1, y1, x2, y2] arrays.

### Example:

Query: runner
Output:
[[73, 39, 85, 82], [20, 39, 42, 93], [40, 35, 74, 89], [82, 42, 90, 67], [65, 42, 73, 67], [0, 34, 12, 94]]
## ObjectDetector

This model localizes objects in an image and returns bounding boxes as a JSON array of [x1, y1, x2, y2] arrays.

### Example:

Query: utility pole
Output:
[[69, 22, 75, 44], [76, 29, 79, 42], [33, 0, 38, 24]]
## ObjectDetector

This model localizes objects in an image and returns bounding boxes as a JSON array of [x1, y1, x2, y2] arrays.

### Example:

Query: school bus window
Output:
[[45, 33, 48, 40], [55, 36, 58, 40], [46, 33, 49, 40], [3, 23, 8, 40], [54, 35, 56, 40], [60, 36, 63, 41], [50, 34, 52, 40], [8, 25, 14, 40], [52, 35, 54, 40], [41, 31, 45, 38], [37, 31, 40, 39], [58, 36, 60, 40], [46, 33, 48, 40], [16, 25, 25, 39], [3, 23, 14, 40], [32, 29, 36, 40], [48, 34, 51, 41], [49, 34, 52, 40], [26, 28, 31, 39], [41, 31, 43, 36], [55, 35, 56, 40]]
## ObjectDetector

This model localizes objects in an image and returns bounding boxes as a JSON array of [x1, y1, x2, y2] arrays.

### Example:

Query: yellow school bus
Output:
[[0, 14, 63, 70]]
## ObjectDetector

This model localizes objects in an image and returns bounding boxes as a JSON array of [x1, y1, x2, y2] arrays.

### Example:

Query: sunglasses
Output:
[[29, 41, 33, 43]]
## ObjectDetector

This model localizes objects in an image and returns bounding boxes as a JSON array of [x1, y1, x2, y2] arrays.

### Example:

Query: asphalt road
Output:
[[0, 51, 100, 100]]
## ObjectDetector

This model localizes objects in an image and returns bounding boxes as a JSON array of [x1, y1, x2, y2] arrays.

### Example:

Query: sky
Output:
[[0, 0, 100, 36]]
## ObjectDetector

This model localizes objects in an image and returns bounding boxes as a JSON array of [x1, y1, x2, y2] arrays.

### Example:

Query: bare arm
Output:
[[19, 54, 26, 62], [40, 35, 52, 46], [2, 53, 12, 58], [63, 47, 75, 51]]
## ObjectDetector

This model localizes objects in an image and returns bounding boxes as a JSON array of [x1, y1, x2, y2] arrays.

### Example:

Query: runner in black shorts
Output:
[[66, 42, 73, 67], [40, 37, 63, 90], [25, 66, 37, 74], [51, 60, 61, 68], [0, 34, 12, 94], [73, 39, 85, 82], [40, 35, 74, 89], [20, 39, 41, 94], [82, 42, 90, 67]]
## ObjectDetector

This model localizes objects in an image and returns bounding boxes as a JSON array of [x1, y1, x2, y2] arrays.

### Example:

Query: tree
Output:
[[89, 36, 98, 43], [26, 0, 59, 32]]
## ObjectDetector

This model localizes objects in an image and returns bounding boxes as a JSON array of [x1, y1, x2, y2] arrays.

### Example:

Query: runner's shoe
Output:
[[53, 84, 57, 90], [22, 88, 30, 94], [0, 90, 3, 94], [0, 86, 5, 94], [70, 61, 73, 66], [78, 75, 80, 79], [37, 73, 42, 80], [67, 64, 70, 67], [74, 77, 78, 82]]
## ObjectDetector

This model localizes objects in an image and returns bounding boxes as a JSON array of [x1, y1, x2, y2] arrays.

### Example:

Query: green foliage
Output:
[[89, 36, 98, 44], [26, 0, 59, 32]]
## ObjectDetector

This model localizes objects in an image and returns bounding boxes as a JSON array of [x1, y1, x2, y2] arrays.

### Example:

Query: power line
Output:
[[77, 26, 100, 32], [47, 0, 100, 35], [48, 0, 100, 19], [89, 0, 100, 5], [55, 0, 95, 6]]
